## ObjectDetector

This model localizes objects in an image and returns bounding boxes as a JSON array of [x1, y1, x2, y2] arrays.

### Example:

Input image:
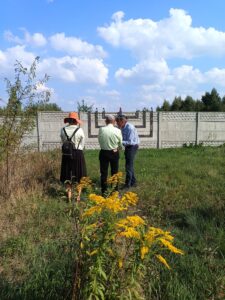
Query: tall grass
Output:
[[0, 146, 225, 299]]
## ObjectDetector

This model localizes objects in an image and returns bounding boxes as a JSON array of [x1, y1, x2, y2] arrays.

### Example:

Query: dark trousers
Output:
[[124, 145, 138, 187], [99, 149, 119, 194]]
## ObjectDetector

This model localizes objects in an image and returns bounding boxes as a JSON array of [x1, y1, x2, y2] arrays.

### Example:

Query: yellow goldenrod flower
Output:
[[164, 231, 174, 242], [148, 227, 166, 235], [80, 242, 84, 249], [104, 197, 127, 213], [144, 229, 157, 245], [121, 192, 138, 207], [89, 194, 105, 205], [159, 238, 184, 255], [126, 215, 145, 226], [108, 191, 120, 201], [116, 215, 145, 228], [82, 206, 102, 217], [107, 172, 123, 184], [118, 258, 123, 268], [156, 254, 171, 269], [140, 246, 149, 259], [76, 177, 92, 192], [80, 177, 92, 185], [119, 227, 141, 239], [144, 227, 175, 247]]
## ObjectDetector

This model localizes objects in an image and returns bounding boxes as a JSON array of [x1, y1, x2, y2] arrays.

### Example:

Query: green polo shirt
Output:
[[98, 124, 123, 150]]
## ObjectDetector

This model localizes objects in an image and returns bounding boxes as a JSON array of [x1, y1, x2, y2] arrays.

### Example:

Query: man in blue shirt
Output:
[[116, 115, 140, 188]]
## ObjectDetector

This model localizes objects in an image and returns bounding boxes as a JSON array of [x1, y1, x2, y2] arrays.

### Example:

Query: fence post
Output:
[[196, 112, 200, 145], [157, 112, 162, 149], [36, 112, 41, 152]]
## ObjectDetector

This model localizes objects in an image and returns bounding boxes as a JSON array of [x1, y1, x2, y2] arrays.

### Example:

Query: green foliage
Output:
[[157, 100, 171, 111], [171, 96, 183, 111], [0, 196, 74, 300], [201, 88, 222, 111], [183, 142, 203, 148], [157, 88, 225, 111], [182, 96, 196, 111], [27, 101, 62, 115], [0, 57, 50, 197]]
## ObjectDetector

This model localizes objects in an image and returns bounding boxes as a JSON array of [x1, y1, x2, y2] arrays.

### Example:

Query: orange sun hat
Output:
[[64, 112, 82, 124]]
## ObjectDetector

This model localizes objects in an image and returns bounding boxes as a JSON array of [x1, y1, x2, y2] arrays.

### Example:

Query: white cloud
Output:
[[0, 46, 35, 76], [49, 33, 107, 58], [115, 59, 169, 84], [97, 8, 225, 107], [39, 56, 108, 85], [170, 65, 205, 88], [4, 29, 47, 47], [98, 8, 225, 60], [4, 30, 22, 44], [31, 33, 47, 47], [0, 45, 108, 86], [205, 68, 225, 86]]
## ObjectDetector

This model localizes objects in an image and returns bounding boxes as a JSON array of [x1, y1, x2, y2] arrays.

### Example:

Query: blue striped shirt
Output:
[[121, 122, 140, 146]]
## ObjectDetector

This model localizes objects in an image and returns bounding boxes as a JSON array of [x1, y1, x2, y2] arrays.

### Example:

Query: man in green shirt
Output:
[[98, 115, 123, 194]]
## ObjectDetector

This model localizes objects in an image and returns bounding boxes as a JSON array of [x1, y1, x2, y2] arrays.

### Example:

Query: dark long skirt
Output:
[[60, 149, 87, 183]]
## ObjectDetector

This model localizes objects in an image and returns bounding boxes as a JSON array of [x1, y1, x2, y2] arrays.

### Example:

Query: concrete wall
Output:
[[1, 111, 225, 150]]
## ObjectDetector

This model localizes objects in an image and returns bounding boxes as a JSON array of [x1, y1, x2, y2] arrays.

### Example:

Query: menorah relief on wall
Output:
[[87, 108, 154, 138]]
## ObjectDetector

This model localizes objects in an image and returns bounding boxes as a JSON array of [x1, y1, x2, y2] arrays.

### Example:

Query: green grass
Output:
[[1, 146, 225, 299]]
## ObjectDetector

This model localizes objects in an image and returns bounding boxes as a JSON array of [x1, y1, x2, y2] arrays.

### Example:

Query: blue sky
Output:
[[1, 0, 225, 111]]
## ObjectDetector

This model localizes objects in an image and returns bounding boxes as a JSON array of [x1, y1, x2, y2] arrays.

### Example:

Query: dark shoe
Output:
[[131, 183, 137, 187]]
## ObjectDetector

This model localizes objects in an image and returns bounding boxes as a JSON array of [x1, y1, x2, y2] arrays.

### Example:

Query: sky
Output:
[[1, 0, 225, 112]]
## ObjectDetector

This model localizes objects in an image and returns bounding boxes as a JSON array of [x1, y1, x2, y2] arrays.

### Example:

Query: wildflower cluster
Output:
[[107, 171, 123, 185], [76, 177, 92, 194], [73, 173, 184, 299], [116, 215, 145, 239], [82, 191, 138, 217], [140, 227, 184, 268]]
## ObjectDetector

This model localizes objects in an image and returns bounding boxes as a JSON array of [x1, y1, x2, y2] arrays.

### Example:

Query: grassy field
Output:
[[0, 146, 225, 299]]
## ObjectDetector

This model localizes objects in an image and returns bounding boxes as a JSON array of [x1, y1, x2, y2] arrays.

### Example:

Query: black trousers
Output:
[[99, 149, 119, 194], [124, 145, 138, 187]]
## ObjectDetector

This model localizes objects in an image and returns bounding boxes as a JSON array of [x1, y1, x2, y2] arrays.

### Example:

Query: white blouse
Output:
[[60, 125, 85, 150]]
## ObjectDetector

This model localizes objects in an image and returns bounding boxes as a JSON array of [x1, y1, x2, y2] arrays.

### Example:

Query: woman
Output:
[[60, 112, 87, 201]]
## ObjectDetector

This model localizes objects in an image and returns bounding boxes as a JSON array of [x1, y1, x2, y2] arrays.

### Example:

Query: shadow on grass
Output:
[[165, 205, 225, 230]]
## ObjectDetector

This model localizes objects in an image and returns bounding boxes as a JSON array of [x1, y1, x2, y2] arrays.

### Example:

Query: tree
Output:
[[157, 100, 171, 111], [182, 96, 196, 111], [0, 57, 50, 198], [77, 99, 93, 113], [201, 88, 222, 111], [195, 100, 204, 111], [221, 96, 225, 111], [28, 101, 62, 114], [163, 100, 171, 111], [171, 96, 183, 111]]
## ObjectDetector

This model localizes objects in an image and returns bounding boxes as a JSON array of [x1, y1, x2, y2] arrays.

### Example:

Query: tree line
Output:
[[0, 98, 62, 116], [0, 97, 93, 116], [157, 88, 225, 112]]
